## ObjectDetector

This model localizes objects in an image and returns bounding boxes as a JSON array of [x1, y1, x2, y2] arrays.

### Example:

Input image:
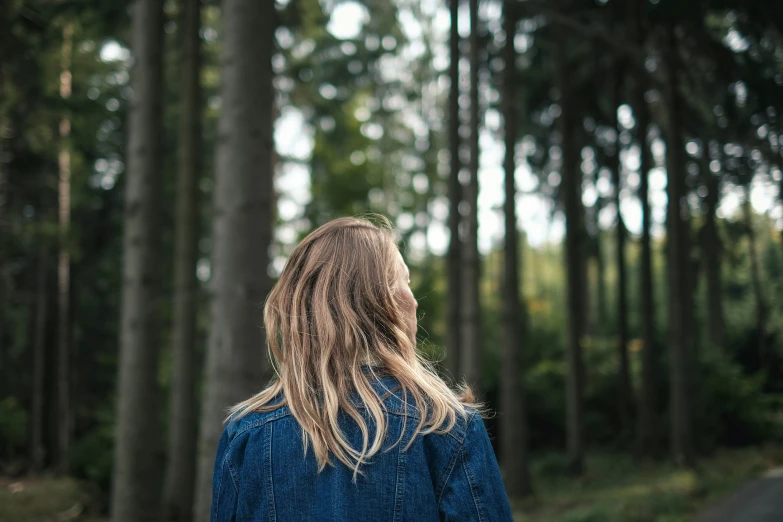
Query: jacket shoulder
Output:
[[431, 406, 478, 445], [224, 404, 292, 443]]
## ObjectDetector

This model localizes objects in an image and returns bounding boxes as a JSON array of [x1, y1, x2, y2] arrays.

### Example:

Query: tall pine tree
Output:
[[111, 0, 166, 519], [193, 0, 275, 518]]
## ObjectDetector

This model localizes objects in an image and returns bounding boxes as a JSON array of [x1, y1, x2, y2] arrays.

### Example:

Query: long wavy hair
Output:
[[229, 215, 475, 476]]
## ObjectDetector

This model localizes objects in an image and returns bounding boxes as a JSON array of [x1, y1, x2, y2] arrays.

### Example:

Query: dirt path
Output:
[[693, 469, 783, 522]]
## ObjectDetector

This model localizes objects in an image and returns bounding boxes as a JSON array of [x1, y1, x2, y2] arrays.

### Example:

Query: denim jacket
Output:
[[211, 376, 514, 521]]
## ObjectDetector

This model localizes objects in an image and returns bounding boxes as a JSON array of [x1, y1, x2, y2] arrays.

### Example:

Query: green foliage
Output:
[[695, 352, 783, 448], [514, 448, 781, 522], [67, 413, 115, 495], [0, 397, 28, 461]]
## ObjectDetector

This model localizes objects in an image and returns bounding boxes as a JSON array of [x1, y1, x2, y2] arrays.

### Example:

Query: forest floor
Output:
[[0, 446, 780, 521], [512, 446, 783, 522], [0, 475, 105, 522]]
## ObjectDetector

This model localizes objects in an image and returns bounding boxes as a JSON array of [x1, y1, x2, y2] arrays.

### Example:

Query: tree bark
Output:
[[701, 164, 723, 352], [164, 0, 202, 519], [558, 38, 585, 475], [192, 0, 275, 519], [773, 132, 783, 260], [629, 0, 657, 458], [460, 0, 482, 396], [595, 227, 607, 330], [110, 1, 165, 520], [500, 2, 532, 497], [0, 119, 7, 395], [743, 185, 766, 370], [446, 0, 462, 382], [31, 234, 48, 472], [662, 27, 695, 468], [780, 174, 783, 260], [609, 63, 632, 431], [0, 5, 7, 389], [56, 23, 73, 474], [774, 132, 783, 259]]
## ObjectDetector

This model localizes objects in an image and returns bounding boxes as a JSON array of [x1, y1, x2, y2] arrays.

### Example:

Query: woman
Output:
[[211, 216, 514, 521]]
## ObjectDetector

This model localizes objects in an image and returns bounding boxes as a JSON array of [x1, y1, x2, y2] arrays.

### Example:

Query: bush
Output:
[[68, 418, 115, 495], [694, 352, 783, 449], [0, 396, 28, 465]]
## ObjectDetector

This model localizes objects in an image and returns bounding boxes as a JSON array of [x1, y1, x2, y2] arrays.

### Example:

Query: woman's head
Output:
[[231, 215, 473, 477], [264, 216, 418, 369]]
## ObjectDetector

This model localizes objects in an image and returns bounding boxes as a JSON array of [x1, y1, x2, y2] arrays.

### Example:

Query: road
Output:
[[693, 469, 783, 522]]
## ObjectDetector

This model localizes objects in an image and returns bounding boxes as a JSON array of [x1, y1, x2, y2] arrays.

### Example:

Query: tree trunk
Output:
[[775, 139, 783, 284], [609, 63, 631, 431], [558, 38, 585, 475], [164, 0, 202, 519], [500, 1, 532, 497], [0, 9, 6, 390], [446, 0, 462, 382], [192, 0, 275, 519], [702, 165, 723, 352], [629, 0, 657, 458], [31, 234, 48, 472], [110, 1, 165, 520], [662, 28, 695, 468], [56, 23, 73, 474], [776, 137, 783, 258], [460, 0, 482, 396], [0, 119, 7, 395], [743, 186, 766, 370], [595, 227, 607, 330]]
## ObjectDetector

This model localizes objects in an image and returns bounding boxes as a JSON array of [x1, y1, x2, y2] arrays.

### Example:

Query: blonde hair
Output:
[[229, 215, 476, 477]]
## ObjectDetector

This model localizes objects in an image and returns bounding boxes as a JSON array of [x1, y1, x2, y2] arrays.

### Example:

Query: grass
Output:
[[0, 446, 780, 521], [0, 476, 105, 522], [512, 446, 783, 522]]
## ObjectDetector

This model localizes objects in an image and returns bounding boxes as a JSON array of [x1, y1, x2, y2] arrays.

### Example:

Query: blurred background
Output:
[[1, 0, 783, 521]]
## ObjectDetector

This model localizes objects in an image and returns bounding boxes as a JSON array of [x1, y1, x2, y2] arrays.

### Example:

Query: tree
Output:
[[700, 153, 724, 352], [558, 35, 585, 475], [743, 183, 767, 370], [608, 61, 632, 431], [779, 151, 783, 257], [446, 0, 462, 382], [111, 0, 163, 522], [31, 228, 48, 471], [594, 226, 607, 329], [56, 22, 73, 473], [460, 0, 482, 396], [111, 0, 166, 519], [164, 0, 202, 519], [193, 0, 275, 518], [500, 0, 532, 497], [632, 68, 658, 457], [606, 65, 634, 429], [774, 130, 783, 267], [0, 0, 11, 399], [662, 27, 695, 467]]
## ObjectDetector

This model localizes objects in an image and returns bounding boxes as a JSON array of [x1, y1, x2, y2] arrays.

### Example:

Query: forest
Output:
[[1, 0, 783, 521]]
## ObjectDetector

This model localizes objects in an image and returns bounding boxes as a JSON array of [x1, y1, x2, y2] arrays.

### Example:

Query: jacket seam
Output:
[[265, 422, 277, 522], [229, 409, 292, 443], [226, 452, 239, 496], [213, 453, 227, 516], [435, 440, 461, 507], [392, 422, 408, 522], [462, 446, 485, 522]]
